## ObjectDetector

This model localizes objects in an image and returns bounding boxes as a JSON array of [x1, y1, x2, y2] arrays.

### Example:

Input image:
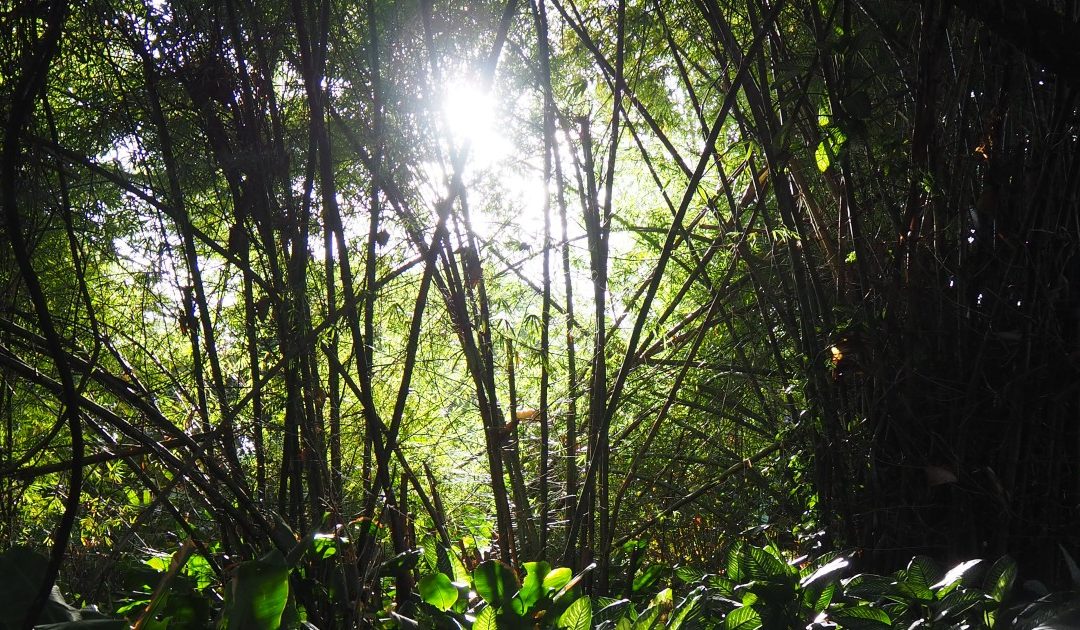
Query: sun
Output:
[[441, 80, 509, 168]]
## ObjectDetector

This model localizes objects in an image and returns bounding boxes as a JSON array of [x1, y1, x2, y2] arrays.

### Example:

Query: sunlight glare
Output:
[[441, 80, 509, 167]]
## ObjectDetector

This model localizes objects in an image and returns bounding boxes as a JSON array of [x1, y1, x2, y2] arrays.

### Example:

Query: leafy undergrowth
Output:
[[2, 540, 1079, 629]]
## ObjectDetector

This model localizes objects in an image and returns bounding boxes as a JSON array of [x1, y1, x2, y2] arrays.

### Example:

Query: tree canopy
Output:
[[1, 0, 1078, 626]]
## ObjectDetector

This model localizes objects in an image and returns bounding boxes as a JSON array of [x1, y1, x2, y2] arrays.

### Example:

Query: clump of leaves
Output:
[[9, 538, 1080, 629], [400, 555, 592, 629]]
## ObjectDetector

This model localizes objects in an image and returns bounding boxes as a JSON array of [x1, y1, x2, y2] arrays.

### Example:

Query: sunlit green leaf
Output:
[[557, 596, 592, 630], [419, 573, 458, 612], [724, 605, 761, 630], [543, 567, 573, 593], [472, 606, 497, 630], [829, 605, 891, 629], [221, 550, 289, 630], [983, 556, 1017, 602], [472, 560, 519, 610]]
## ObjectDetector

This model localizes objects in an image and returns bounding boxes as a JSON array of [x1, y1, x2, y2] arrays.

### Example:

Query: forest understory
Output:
[[1, 0, 1079, 627]]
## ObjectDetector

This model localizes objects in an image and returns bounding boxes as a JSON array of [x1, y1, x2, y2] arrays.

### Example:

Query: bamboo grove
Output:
[[1, 0, 1078, 625]]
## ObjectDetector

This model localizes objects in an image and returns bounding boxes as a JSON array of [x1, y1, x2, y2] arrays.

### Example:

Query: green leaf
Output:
[[516, 561, 552, 612], [809, 582, 836, 614], [829, 605, 892, 629], [983, 556, 1017, 602], [557, 596, 592, 630], [0, 547, 48, 622], [723, 605, 761, 630], [843, 573, 896, 600], [542, 567, 573, 593], [706, 575, 736, 597], [674, 565, 707, 584], [310, 533, 338, 561], [634, 605, 660, 630], [594, 598, 631, 626], [726, 542, 746, 582], [668, 586, 705, 629], [800, 555, 850, 588], [378, 548, 424, 576], [472, 560, 519, 610], [221, 551, 290, 630], [652, 587, 673, 610], [905, 556, 941, 590], [419, 573, 458, 612], [744, 545, 789, 581], [184, 553, 216, 590], [933, 588, 988, 621], [931, 559, 981, 594], [894, 579, 933, 602], [472, 606, 497, 630], [0, 547, 83, 626], [815, 141, 831, 172], [632, 565, 665, 593]]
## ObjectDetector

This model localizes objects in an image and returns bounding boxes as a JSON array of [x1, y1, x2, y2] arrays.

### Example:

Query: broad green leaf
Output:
[[766, 544, 799, 578], [707, 575, 736, 597], [1012, 597, 1080, 630], [557, 596, 592, 630], [905, 556, 941, 590], [932, 588, 988, 621], [543, 567, 573, 593], [472, 606, 497, 630], [726, 542, 746, 582], [829, 605, 891, 629], [931, 559, 981, 595], [634, 605, 660, 630], [145, 554, 171, 572], [815, 141, 831, 172], [185, 553, 216, 589], [894, 579, 933, 602], [740, 590, 758, 607], [0, 548, 84, 626], [472, 560, 519, 610], [809, 582, 836, 614], [378, 548, 424, 576], [668, 585, 705, 629], [594, 599, 631, 626], [983, 556, 1017, 602], [632, 565, 666, 593], [674, 565, 707, 584], [723, 605, 761, 630], [651, 587, 673, 614], [745, 546, 789, 581], [800, 556, 850, 588], [843, 574, 896, 599], [309, 533, 338, 561], [222, 550, 289, 630], [419, 573, 458, 612], [516, 561, 552, 612], [419, 534, 440, 572]]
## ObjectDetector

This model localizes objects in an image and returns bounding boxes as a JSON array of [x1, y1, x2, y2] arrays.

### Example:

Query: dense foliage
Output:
[[1, 0, 1078, 626]]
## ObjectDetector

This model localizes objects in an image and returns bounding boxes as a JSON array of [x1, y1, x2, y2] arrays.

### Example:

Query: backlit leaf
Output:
[[557, 596, 592, 630], [418, 573, 458, 612]]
